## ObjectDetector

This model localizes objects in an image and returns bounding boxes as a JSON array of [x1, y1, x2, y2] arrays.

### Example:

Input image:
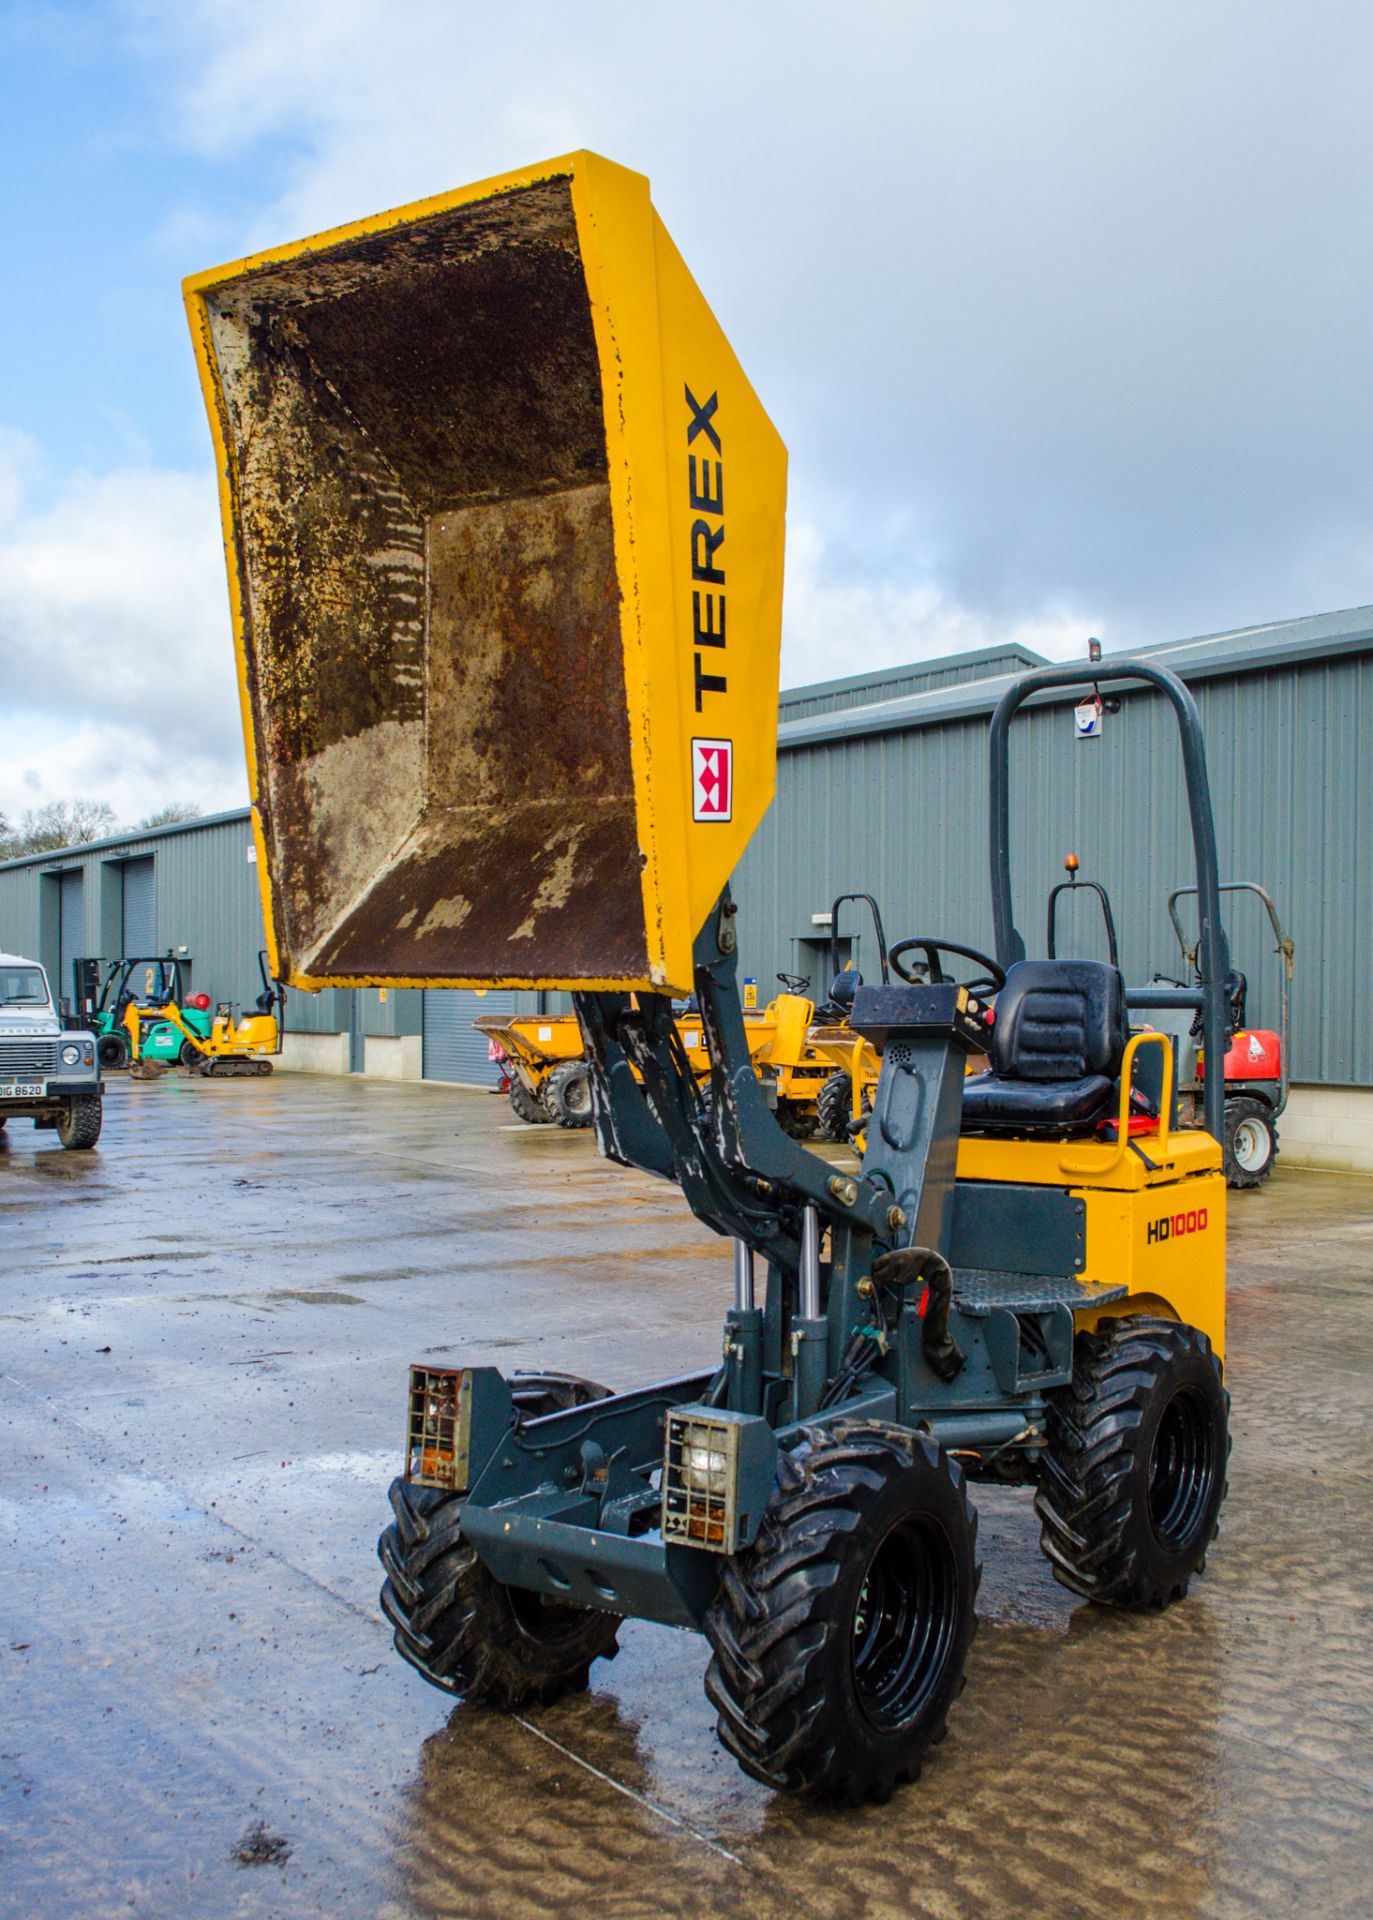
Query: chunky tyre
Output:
[[97, 1032, 128, 1070], [817, 1071, 853, 1142], [507, 1072, 551, 1126], [1036, 1315, 1229, 1610], [704, 1423, 979, 1802], [776, 1097, 818, 1140], [542, 1059, 593, 1129], [379, 1481, 621, 1705], [1223, 1096, 1277, 1188], [57, 1094, 103, 1150], [377, 1369, 620, 1705], [179, 1039, 201, 1067]]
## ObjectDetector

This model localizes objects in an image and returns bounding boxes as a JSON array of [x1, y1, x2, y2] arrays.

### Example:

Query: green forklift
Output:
[[73, 953, 212, 1069]]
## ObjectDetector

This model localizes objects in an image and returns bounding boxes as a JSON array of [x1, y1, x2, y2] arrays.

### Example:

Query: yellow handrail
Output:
[[1061, 1031, 1174, 1176]]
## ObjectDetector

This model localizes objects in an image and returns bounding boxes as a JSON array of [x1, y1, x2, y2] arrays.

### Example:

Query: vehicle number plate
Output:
[[0, 1081, 45, 1098]]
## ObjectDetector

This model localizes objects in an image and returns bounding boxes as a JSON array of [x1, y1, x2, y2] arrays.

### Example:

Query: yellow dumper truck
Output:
[[188, 151, 1232, 1803]]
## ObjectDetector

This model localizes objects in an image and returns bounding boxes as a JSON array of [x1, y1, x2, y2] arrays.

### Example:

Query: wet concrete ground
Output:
[[2, 1071, 1372, 1920]]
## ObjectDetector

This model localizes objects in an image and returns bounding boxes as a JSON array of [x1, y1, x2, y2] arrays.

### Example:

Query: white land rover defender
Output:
[[0, 953, 103, 1149]]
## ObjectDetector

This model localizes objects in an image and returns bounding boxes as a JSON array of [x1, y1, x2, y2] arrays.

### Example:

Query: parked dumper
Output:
[[478, 985, 829, 1131]]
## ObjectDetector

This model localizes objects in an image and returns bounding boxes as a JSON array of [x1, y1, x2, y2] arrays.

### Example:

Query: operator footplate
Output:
[[952, 1269, 1129, 1316]]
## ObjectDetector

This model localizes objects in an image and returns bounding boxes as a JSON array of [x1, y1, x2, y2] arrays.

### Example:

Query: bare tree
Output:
[[139, 802, 201, 830], [0, 799, 117, 858]]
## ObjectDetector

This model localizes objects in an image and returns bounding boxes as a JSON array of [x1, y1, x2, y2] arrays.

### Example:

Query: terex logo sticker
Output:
[[1147, 1208, 1209, 1245], [686, 384, 727, 714], [692, 738, 733, 821]]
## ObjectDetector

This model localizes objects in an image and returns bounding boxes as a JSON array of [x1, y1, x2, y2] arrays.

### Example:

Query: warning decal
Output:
[[692, 738, 733, 821]]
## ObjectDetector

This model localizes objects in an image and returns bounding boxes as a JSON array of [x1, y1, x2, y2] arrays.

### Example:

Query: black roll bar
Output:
[[1046, 876, 1119, 967], [989, 659, 1230, 1142], [1169, 880, 1292, 1116], [829, 893, 890, 987]]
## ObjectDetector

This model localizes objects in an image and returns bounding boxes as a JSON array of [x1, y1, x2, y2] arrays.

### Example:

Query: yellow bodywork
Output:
[[973, 1030, 1224, 1355], [752, 992, 830, 1106], [477, 992, 829, 1115], [185, 151, 786, 997], [956, 1130, 1226, 1359]]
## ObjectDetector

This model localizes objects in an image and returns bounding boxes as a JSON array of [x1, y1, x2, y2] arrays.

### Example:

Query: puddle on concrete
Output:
[[263, 1289, 365, 1307], [84, 1249, 212, 1267]]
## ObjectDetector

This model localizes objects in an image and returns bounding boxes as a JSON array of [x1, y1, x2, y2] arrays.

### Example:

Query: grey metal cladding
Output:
[[735, 611, 1373, 1088]]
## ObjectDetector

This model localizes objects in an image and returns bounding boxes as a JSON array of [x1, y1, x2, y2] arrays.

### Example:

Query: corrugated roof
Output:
[[778, 643, 1045, 718], [0, 807, 252, 874], [779, 604, 1373, 749]]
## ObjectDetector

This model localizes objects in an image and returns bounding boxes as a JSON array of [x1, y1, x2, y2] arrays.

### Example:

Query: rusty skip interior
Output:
[[203, 177, 648, 982]]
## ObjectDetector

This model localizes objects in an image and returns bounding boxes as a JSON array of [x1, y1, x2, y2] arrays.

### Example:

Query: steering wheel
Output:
[[776, 971, 811, 995], [889, 937, 1005, 997]]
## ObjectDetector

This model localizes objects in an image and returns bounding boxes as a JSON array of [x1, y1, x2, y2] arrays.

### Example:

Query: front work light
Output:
[[662, 1406, 776, 1554]]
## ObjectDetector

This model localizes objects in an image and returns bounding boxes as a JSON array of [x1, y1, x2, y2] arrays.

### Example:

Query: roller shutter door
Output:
[[121, 857, 156, 955], [422, 989, 514, 1084], [58, 869, 85, 1005]]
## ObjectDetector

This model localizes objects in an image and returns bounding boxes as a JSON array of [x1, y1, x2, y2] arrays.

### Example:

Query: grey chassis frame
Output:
[[449, 658, 1229, 1635]]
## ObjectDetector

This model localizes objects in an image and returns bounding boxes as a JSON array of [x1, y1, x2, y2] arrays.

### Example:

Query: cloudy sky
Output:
[[2, 1, 1370, 824]]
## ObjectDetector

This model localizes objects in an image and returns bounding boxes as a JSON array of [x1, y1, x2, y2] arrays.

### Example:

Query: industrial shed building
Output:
[[2, 607, 1370, 1169]]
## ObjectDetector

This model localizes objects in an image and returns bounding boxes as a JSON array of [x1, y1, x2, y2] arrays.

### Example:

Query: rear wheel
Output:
[[776, 1096, 818, 1140], [97, 1032, 128, 1069], [57, 1094, 103, 1150], [704, 1423, 979, 1801], [508, 1072, 552, 1125], [542, 1059, 593, 1129], [817, 1071, 853, 1142], [1223, 1096, 1276, 1188], [178, 1039, 200, 1067], [1036, 1315, 1229, 1609], [378, 1370, 620, 1704]]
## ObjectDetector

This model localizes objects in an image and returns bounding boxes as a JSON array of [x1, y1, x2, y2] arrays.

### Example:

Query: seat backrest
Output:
[[828, 969, 862, 1010], [991, 960, 1126, 1082]]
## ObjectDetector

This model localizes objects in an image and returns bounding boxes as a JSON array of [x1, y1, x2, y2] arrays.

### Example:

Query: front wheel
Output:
[[1223, 1096, 1277, 1188], [507, 1072, 552, 1125], [705, 1423, 979, 1802], [377, 1369, 620, 1705], [57, 1094, 103, 1150], [542, 1059, 593, 1128], [1036, 1315, 1229, 1609], [378, 1479, 620, 1705]]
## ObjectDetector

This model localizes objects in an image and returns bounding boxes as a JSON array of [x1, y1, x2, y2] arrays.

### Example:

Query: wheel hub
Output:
[[851, 1515, 959, 1732], [1147, 1385, 1216, 1552], [1233, 1116, 1270, 1171]]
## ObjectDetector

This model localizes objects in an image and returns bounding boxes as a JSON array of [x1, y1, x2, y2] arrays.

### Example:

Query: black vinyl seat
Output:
[[815, 970, 863, 1022], [828, 970, 862, 1011], [961, 959, 1128, 1133]]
